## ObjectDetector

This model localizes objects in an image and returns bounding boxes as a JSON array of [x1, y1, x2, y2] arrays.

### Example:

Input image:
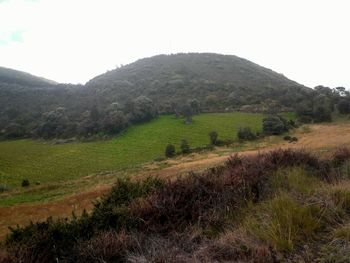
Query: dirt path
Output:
[[1, 122, 350, 240]]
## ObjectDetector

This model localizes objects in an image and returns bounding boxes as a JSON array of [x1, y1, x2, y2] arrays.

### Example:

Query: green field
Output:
[[0, 113, 270, 188]]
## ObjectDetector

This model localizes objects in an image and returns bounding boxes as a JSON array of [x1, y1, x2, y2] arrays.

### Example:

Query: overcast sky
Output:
[[0, 0, 349, 87]]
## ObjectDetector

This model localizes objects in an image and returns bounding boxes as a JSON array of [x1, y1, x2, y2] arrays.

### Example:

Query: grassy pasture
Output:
[[0, 113, 267, 189]]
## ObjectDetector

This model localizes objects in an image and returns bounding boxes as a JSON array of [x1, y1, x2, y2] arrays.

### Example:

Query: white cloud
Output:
[[0, 0, 349, 87]]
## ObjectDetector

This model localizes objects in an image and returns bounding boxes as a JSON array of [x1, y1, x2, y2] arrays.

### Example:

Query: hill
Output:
[[86, 53, 311, 110], [0, 67, 57, 87], [0, 53, 323, 140]]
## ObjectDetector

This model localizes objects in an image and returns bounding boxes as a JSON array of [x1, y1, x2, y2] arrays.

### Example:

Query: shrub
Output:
[[337, 99, 350, 114], [209, 131, 218, 145], [165, 144, 176, 158], [262, 115, 289, 135], [0, 184, 9, 193], [332, 147, 350, 167], [195, 229, 276, 263], [180, 139, 190, 154], [21, 179, 30, 187], [313, 107, 332, 123], [237, 127, 256, 141], [75, 230, 136, 263], [283, 135, 291, 141], [131, 149, 337, 232], [91, 177, 164, 230], [5, 177, 164, 262]]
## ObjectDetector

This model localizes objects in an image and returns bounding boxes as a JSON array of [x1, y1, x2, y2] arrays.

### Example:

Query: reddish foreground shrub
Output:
[[0, 249, 11, 263], [195, 229, 277, 263], [131, 148, 339, 233], [74, 230, 136, 263], [332, 147, 350, 167]]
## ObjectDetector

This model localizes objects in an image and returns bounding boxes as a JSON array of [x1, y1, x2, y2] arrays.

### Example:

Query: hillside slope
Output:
[[0, 67, 57, 87], [0, 53, 313, 139], [87, 53, 311, 109]]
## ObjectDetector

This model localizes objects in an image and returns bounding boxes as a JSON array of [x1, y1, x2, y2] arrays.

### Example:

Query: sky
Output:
[[0, 0, 349, 87]]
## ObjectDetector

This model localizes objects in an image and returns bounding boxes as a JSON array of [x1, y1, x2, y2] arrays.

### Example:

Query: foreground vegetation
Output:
[[1, 147, 350, 262]]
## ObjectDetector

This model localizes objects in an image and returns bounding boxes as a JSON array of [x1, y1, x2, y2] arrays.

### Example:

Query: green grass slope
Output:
[[0, 113, 265, 189]]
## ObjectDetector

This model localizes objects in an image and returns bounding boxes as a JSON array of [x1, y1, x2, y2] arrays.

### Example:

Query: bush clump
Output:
[[21, 179, 30, 187], [180, 139, 191, 154], [165, 144, 176, 158], [262, 115, 290, 135], [237, 127, 256, 141], [209, 131, 218, 145]]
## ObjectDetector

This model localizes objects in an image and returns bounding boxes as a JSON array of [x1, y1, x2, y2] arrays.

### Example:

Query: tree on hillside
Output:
[[337, 99, 350, 114], [180, 139, 190, 154], [181, 104, 193, 124], [237, 127, 256, 141], [262, 115, 289, 135], [188, 99, 201, 114], [296, 102, 314, 123], [131, 96, 157, 123], [313, 106, 332, 122], [165, 144, 176, 158], [101, 110, 127, 134], [209, 131, 218, 145], [205, 95, 219, 109], [37, 107, 70, 139], [3, 123, 25, 139], [90, 105, 100, 122]]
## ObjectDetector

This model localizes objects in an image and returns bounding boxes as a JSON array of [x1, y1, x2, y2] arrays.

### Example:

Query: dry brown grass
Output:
[[0, 184, 110, 240], [195, 229, 276, 263]]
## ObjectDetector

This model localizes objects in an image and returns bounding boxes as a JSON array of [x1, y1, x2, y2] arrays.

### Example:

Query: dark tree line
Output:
[[296, 85, 350, 123], [0, 83, 158, 140]]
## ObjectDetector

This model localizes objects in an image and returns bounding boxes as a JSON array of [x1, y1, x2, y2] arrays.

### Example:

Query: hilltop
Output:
[[87, 53, 310, 111]]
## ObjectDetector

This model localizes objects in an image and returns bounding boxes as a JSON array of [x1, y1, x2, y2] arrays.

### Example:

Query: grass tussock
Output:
[[333, 223, 350, 242], [245, 192, 323, 252], [3, 147, 350, 262]]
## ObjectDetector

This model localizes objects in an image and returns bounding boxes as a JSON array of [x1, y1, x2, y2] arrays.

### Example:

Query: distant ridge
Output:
[[0, 66, 57, 87]]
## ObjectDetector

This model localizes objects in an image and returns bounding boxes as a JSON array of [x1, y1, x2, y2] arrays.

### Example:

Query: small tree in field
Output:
[[209, 131, 218, 145], [237, 127, 256, 141], [21, 179, 30, 187], [165, 144, 176, 158], [180, 139, 190, 154]]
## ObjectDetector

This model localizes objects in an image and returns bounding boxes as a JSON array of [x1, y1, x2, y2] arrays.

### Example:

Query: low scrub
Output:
[[3, 148, 350, 262]]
